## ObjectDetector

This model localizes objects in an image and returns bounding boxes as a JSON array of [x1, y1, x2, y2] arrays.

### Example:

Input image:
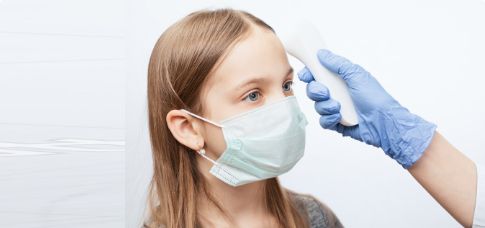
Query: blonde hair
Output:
[[146, 8, 308, 228]]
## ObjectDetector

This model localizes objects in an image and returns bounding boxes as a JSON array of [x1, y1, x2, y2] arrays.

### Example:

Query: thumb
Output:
[[317, 49, 366, 86]]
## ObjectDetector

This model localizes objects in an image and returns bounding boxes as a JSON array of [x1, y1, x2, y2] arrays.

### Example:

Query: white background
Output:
[[1, 0, 484, 227], [0, 0, 125, 227], [126, 0, 485, 228]]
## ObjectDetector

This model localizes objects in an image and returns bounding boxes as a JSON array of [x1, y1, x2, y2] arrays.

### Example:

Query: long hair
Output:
[[146, 8, 308, 228]]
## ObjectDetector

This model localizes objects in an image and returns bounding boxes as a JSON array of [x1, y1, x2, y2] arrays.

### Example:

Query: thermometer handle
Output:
[[282, 22, 359, 126]]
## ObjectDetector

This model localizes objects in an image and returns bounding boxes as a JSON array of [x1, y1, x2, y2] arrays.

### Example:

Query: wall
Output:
[[0, 0, 126, 227]]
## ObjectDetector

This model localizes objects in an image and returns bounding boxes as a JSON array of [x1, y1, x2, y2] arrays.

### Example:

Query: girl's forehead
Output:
[[206, 26, 290, 91]]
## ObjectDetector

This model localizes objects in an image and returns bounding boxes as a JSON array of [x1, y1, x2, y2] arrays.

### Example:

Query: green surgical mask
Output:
[[181, 96, 308, 187]]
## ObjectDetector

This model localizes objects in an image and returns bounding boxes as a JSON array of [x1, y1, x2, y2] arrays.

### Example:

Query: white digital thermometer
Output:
[[282, 22, 359, 126]]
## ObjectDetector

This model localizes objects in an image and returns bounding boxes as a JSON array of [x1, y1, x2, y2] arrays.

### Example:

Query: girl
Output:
[[145, 8, 343, 228]]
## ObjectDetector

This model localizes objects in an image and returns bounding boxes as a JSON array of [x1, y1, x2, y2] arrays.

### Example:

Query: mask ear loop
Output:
[[179, 109, 222, 164], [180, 109, 240, 185], [197, 148, 218, 165], [180, 109, 224, 128]]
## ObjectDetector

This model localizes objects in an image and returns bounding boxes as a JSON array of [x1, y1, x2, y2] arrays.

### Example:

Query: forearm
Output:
[[408, 131, 477, 227]]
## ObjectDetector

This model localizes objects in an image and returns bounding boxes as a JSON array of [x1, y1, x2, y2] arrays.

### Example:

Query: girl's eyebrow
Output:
[[286, 67, 294, 79], [233, 67, 294, 91]]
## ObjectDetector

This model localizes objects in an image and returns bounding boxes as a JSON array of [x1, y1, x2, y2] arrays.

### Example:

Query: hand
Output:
[[298, 49, 437, 168]]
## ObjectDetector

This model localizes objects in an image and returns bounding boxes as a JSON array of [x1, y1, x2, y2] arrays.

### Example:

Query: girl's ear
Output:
[[166, 110, 205, 151]]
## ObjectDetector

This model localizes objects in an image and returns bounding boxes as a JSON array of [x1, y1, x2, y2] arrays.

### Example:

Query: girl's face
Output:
[[198, 25, 294, 160], [166, 24, 294, 168]]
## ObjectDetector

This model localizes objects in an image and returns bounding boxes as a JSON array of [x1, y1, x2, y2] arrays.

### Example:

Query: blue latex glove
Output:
[[298, 49, 437, 168]]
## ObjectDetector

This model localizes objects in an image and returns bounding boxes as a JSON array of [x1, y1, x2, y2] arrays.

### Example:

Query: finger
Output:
[[319, 113, 341, 129], [317, 49, 366, 83], [314, 99, 341, 115], [306, 81, 330, 102], [297, 67, 314, 83]]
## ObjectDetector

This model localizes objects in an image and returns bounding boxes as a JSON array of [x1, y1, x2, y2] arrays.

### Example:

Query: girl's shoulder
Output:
[[286, 190, 344, 228]]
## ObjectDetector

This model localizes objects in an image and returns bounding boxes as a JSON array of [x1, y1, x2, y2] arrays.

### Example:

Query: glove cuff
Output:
[[379, 107, 437, 169]]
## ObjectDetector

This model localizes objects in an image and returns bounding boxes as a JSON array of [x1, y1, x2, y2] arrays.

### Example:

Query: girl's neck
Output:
[[196, 158, 276, 227]]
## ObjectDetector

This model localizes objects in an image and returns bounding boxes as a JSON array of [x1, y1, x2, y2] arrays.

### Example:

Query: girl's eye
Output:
[[283, 81, 293, 92], [243, 91, 261, 102]]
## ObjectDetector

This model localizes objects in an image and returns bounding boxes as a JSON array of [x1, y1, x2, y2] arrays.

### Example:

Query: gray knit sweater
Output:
[[143, 191, 343, 228], [288, 191, 344, 228]]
